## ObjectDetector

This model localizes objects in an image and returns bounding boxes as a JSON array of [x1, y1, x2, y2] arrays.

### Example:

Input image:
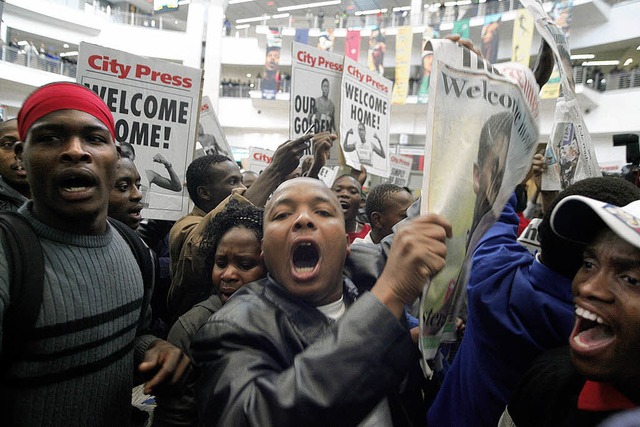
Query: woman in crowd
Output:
[[153, 203, 266, 426]]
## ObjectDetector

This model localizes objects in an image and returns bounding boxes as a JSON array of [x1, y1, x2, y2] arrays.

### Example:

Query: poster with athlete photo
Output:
[[340, 56, 391, 178], [290, 42, 343, 166], [77, 42, 202, 221]]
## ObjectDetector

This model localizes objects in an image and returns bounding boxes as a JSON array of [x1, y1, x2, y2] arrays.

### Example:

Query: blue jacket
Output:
[[427, 194, 574, 427]]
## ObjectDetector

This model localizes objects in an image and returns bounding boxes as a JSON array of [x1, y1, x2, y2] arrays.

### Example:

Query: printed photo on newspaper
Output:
[[197, 96, 233, 159], [77, 42, 202, 221], [418, 39, 540, 376], [340, 57, 392, 178], [519, 0, 600, 191], [290, 42, 343, 165]]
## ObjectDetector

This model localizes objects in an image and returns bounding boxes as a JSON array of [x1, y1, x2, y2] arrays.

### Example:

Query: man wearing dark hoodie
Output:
[[0, 118, 29, 210], [427, 174, 640, 427]]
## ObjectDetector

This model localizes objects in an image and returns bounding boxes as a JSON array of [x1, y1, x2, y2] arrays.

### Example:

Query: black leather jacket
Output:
[[192, 275, 425, 426]]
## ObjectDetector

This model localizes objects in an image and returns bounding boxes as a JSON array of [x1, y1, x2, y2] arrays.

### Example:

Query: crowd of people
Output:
[[1, 37, 640, 427]]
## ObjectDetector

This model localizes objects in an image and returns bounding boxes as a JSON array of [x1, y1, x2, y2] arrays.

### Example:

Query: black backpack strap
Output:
[[0, 211, 44, 365], [108, 218, 155, 330]]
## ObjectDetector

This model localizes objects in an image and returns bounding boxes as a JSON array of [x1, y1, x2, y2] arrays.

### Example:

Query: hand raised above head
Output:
[[313, 132, 335, 159], [269, 133, 315, 177], [446, 34, 482, 58], [372, 214, 452, 317]]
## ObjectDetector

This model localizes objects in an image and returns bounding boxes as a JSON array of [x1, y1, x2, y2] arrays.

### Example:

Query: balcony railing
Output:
[[1, 45, 77, 78], [2, 41, 637, 96], [574, 66, 640, 91]]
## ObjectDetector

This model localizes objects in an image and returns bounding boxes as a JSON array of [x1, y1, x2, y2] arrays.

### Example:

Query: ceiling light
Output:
[[236, 15, 269, 24], [624, 58, 633, 66], [177, 0, 190, 5], [59, 51, 78, 57], [570, 54, 595, 60], [355, 8, 388, 16], [235, 24, 250, 29], [63, 43, 69, 48], [271, 13, 290, 19], [581, 60, 620, 66], [392, 6, 412, 12], [17, 40, 29, 46], [277, 1, 341, 12], [228, 0, 255, 4]]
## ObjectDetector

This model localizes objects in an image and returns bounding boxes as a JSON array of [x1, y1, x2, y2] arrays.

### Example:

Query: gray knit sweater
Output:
[[0, 201, 157, 427]]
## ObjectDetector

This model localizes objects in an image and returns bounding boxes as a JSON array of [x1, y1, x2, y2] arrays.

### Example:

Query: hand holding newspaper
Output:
[[418, 39, 540, 377], [518, 0, 600, 191]]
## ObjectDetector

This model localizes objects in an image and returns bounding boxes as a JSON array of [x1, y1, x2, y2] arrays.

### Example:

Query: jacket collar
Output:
[[262, 274, 360, 345]]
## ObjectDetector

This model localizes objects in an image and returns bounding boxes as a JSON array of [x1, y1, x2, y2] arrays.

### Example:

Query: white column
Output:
[[410, 0, 422, 27], [183, 0, 224, 109], [202, 0, 224, 109]]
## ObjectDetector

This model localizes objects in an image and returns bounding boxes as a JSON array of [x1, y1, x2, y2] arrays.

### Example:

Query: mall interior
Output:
[[0, 0, 638, 190]]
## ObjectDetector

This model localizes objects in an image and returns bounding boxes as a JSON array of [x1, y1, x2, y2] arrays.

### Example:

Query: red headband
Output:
[[17, 82, 116, 141]]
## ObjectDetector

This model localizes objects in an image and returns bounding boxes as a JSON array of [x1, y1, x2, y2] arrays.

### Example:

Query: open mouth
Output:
[[571, 306, 615, 350], [58, 173, 97, 194], [292, 241, 320, 274], [339, 201, 350, 210]]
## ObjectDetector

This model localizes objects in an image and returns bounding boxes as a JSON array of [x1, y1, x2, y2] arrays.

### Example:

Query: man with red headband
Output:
[[0, 82, 190, 426]]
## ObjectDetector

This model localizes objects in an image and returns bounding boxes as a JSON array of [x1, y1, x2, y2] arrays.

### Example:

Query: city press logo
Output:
[[604, 204, 640, 234]]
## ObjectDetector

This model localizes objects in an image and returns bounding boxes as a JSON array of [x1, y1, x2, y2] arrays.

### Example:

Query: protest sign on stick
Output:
[[387, 154, 413, 187], [77, 42, 202, 221], [340, 57, 392, 178], [418, 39, 540, 377], [290, 42, 343, 165]]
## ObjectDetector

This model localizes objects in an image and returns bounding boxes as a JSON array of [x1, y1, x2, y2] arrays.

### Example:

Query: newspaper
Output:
[[340, 57, 392, 178], [290, 42, 343, 165], [245, 147, 274, 175], [519, 0, 600, 190], [418, 39, 540, 376], [387, 154, 413, 187], [196, 96, 233, 159], [77, 42, 202, 221]]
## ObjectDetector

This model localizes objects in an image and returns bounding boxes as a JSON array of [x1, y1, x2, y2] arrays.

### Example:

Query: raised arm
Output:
[[343, 128, 355, 152], [305, 132, 335, 179], [372, 133, 385, 158], [243, 134, 313, 206], [146, 153, 183, 192]]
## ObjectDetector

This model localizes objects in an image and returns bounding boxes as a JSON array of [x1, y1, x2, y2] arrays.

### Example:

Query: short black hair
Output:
[[120, 142, 135, 159], [539, 176, 640, 278], [365, 183, 409, 222], [200, 202, 264, 286], [186, 154, 232, 208], [333, 174, 361, 190]]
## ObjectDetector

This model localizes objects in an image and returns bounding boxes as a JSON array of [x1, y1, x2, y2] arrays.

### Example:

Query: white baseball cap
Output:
[[551, 195, 640, 249]]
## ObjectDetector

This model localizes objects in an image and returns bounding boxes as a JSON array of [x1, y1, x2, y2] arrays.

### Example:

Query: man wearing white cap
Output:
[[500, 194, 640, 426]]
